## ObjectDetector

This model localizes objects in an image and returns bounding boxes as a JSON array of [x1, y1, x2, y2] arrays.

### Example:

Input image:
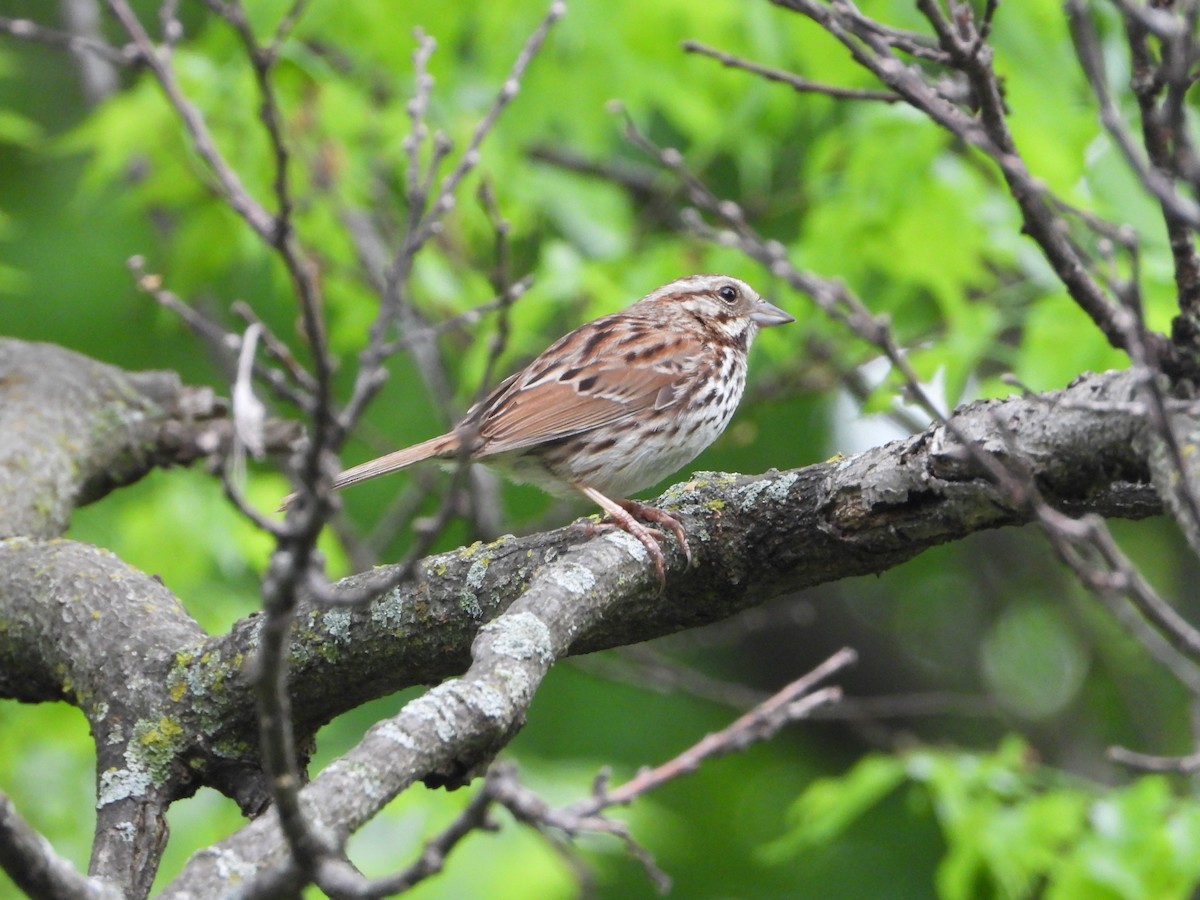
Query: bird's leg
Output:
[[614, 498, 691, 569], [577, 486, 690, 584]]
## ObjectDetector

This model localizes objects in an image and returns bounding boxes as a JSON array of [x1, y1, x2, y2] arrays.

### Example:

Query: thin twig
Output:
[[484, 649, 854, 893], [985, 416, 1200, 691], [575, 646, 997, 721], [1066, 1, 1200, 230], [583, 648, 854, 811], [202, 0, 335, 454], [268, 0, 310, 57], [410, 2, 567, 252], [159, 0, 182, 50], [331, 784, 498, 896], [765, 0, 1173, 366], [231, 300, 318, 394], [128, 256, 312, 411], [0, 14, 138, 65], [1107, 0, 1186, 39], [345, 3, 566, 436], [1116, 0, 1200, 327], [1108, 744, 1200, 773], [682, 40, 902, 102], [474, 181, 522, 402], [102, 0, 277, 239]]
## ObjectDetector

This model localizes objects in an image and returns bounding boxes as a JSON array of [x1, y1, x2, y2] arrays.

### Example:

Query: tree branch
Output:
[[762, 0, 1177, 369], [0, 790, 122, 900], [128, 368, 1147, 759], [0, 340, 1169, 894]]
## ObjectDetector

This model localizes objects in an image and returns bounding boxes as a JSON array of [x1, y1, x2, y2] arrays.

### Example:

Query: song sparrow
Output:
[[284, 274, 793, 581]]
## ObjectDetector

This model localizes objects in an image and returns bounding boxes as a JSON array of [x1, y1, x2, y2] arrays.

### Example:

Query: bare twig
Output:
[[763, 0, 1174, 367], [682, 40, 902, 103], [199, 0, 336, 464], [1074, 18, 1191, 223], [984, 415, 1200, 692], [158, 0, 182, 50], [102, 0, 277, 240], [1108, 744, 1200, 773], [0, 14, 137, 65], [128, 256, 312, 411], [60, 0, 120, 103], [1067, 0, 1200, 323], [267, 0, 310, 56], [484, 649, 854, 892], [1108, 0, 1186, 38], [581, 648, 854, 811], [575, 646, 997, 722], [409, 3, 566, 253], [528, 144, 667, 201], [328, 784, 497, 897], [390, 281, 537, 349], [487, 766, 672, 893], [1034, 503, 1200, 693], [474, 181, 522, 403], [344, 2, 566, 437]]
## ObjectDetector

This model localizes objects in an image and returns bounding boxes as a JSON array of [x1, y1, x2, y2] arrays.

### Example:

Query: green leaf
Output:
[[763, 754, 907, 860]]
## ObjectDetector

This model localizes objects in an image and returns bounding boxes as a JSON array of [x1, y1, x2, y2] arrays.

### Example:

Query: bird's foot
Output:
[[613, 499, 692, 570], [576, 487, 691, 587]]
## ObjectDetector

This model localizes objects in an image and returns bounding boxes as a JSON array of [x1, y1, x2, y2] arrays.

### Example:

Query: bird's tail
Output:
[[278, 432, 459, 511]]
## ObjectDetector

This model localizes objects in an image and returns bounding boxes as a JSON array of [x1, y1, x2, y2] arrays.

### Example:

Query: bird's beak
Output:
[[750, 300, 795, 328]]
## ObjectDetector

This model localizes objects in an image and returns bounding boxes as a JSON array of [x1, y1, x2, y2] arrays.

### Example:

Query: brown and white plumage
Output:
[[285, 274, 793, 580]]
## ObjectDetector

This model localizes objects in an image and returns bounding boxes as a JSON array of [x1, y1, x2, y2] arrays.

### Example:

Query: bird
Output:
[[282, 274, 793, 581]]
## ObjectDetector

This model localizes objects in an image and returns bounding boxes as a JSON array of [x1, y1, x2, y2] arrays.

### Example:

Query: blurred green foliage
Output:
[[772, 738, 1200, 900], [3, 0, 1200, 897]]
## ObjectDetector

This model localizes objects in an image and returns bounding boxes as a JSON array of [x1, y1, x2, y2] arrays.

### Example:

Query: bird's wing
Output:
[[470, 362, 690, 457]]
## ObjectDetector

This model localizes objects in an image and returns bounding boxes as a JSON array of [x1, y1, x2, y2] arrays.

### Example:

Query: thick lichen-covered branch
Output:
[[0, 335, 1162, 895]]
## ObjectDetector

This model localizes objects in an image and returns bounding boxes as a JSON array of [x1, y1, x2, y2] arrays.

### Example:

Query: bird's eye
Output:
[[717, 285, 738, 303]]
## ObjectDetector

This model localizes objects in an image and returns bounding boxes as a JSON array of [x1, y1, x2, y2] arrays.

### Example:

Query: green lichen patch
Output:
[[133, 715, 185, 777]]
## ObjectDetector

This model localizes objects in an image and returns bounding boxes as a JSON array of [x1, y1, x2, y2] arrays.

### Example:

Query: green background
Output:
[[3, 0, 1200, 896]]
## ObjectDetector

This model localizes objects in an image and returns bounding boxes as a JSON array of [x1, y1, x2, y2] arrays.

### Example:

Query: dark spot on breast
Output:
[[591, 436, 618, 451], [577, 375, 598, 392], [560, 367, 583, 381]]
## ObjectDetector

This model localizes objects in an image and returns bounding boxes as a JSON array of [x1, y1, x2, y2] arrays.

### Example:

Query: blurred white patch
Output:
[[230, 323, 267, 485], [832, 353, 966, 455]]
